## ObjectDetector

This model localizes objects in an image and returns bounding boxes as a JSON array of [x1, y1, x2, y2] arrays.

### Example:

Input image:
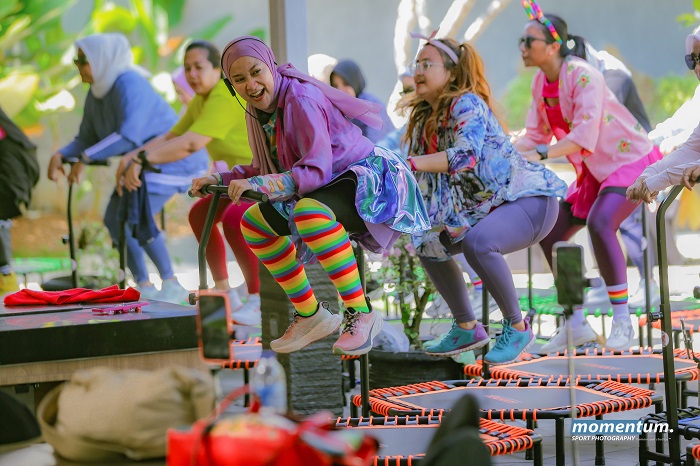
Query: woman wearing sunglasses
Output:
[[628, 26, 700, 202], [403, 33, 566, 364], [514, 13, 662, 352], [46, 33, 208, 303]]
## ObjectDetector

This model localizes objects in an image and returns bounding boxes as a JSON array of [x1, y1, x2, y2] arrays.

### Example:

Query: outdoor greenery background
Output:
[[3, 0, 699, 343]]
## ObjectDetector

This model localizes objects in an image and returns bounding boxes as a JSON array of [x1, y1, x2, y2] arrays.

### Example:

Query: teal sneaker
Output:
[[484, 319, 535, 365], [425, 322, 490, 357], [423, 331, 449, 349]]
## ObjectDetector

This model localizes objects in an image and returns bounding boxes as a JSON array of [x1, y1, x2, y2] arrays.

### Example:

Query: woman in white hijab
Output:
[[46, 33, 208, 303]]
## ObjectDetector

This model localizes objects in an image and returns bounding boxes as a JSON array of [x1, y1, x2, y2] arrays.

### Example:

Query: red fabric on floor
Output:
[[4, 285, 140, 306]]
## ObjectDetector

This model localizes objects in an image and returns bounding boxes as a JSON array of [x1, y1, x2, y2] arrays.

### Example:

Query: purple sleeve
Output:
[[282, 95, 334, 196], [220, 164, 261, 185]]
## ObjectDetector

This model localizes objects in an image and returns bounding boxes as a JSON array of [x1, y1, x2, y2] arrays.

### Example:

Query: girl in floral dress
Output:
[[404, 33, 566, 365], [514, 12, 662, 352]]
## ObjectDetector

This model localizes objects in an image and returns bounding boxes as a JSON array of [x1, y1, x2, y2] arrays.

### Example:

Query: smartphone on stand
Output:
[[196, 290, 233, 362], [552, 242, 585, 308]]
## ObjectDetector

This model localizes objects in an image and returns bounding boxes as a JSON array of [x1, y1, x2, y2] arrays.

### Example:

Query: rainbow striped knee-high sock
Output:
[[241, 203, 318, 316], [293, 198, 369, 313]]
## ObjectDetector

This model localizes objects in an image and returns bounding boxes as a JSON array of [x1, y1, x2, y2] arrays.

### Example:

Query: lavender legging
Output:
[[419, 196, 559, 325], [540, 191, 639, 286]]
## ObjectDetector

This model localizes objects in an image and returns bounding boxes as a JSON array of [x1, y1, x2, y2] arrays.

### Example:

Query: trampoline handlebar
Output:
[[62, 156, 110, 166], [187, 184, 268, 203]]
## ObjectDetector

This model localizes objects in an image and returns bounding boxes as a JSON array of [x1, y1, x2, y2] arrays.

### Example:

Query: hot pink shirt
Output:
[[519, 56, 653, 183]]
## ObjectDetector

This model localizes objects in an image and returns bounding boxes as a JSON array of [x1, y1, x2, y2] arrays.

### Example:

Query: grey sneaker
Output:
[[270, 302, 342, 353], [139, 283, 159, 300], [157, 278, 190, 305]]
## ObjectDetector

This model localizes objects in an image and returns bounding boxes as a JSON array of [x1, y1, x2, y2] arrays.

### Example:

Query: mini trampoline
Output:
[[640, 406, 700, 466], [11, 257, 73, 287], [218, 336, 261, 371], [352, 378, 662, 466], [335, 414, 543, 465], [463, 348, 700, 386]]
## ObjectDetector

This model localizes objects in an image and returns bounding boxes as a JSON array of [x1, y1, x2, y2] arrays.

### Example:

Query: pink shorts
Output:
[[565, 146, 663, 220]]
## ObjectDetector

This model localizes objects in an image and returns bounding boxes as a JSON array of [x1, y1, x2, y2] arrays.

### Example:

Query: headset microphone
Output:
[[223, 77, 236, 97], [221, 73, 259, 121]]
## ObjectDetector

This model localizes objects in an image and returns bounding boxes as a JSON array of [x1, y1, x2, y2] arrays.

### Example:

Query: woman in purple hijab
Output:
[[191, 36, 429, 356]]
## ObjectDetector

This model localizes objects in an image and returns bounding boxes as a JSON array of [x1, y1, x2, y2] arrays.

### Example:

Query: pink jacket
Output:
[[519, 56, 653, 182]]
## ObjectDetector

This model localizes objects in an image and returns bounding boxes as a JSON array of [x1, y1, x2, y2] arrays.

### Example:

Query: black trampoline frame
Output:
[[686, 441, 700, 466], [334, 414, 543, 466], [640, 406, 700, 466]]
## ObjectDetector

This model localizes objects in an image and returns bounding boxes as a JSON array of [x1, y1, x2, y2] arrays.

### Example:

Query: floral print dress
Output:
[[409, 93, 567, 260]]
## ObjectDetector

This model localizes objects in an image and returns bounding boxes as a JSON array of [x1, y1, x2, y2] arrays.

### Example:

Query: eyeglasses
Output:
[[409, 61, 443, 74], [685, 53, 700, 70], [73, 55, 89, 66], [519, 36, 552, 49], [399, 87, 415, 96]]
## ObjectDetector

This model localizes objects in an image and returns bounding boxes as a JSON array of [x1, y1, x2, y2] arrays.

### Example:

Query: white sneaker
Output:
[[584, 283, 609, 306], [230, 294, 261, 326], [605, 318, 635, 350], [271, 302, 342, 353], [233, 282, 249, 300], [227, 288, 243, 311], [157, 278, 190, 305], [539, 320, 599, 354], [628, 279, 661, 308]]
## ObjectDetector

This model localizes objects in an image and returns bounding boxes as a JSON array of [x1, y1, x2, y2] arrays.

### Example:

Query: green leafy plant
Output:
[[0, 0, 239, 134], [87, 0, 235, 71], [499, 68, 536, 131], [372, 235, 435, 349], [0, 0, 83, 129], [645, 73, 699, 125]]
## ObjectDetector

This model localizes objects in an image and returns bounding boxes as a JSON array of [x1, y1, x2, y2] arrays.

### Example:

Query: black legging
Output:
[[259, 172, 368, 235]]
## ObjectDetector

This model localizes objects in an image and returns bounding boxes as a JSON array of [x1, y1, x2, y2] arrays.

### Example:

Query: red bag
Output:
[[166, 386, 377, 466]]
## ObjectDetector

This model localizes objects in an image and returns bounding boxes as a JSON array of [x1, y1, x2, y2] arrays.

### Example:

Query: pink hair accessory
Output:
[[521, 0, 562, 45], [410, 30, 460, 64]]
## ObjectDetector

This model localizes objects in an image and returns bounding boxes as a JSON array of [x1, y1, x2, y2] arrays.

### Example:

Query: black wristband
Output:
[[535, 144, 549, 160], [137, 150, 148, 165]]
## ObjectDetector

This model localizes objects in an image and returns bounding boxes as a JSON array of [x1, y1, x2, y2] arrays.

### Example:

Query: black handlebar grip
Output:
[[187, 185, 268, 202], [62, 157, 110, 166]]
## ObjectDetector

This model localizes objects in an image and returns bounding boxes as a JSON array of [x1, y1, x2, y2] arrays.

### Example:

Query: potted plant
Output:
[[367, 235, 464, 389]]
